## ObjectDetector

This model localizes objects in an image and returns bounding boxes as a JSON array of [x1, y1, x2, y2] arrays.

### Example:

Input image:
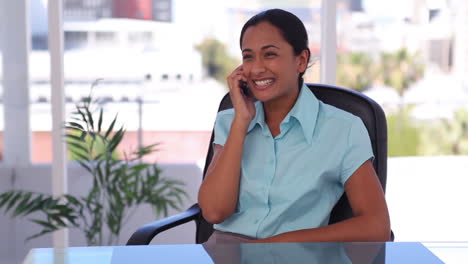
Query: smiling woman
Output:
[[240, 22, 309, 109], [198, 9, 390, 244]]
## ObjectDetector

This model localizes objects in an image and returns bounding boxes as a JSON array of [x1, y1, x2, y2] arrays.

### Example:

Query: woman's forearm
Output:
[[198, 119, 249, 224], [251, 214, 391, 243]]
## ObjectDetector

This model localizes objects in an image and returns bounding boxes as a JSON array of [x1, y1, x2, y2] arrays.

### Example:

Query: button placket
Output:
[[255, 134, 275, 237]]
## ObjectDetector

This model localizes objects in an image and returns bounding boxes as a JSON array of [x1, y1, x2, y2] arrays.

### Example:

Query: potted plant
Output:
[[0, 85, 188, 245]]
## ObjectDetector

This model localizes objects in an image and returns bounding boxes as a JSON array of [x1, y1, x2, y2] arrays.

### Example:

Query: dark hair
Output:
[[239, 9, 311, 86]]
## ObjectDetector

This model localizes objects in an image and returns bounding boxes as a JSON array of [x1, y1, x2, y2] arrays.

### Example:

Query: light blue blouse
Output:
[[212, 84, 374, 239]]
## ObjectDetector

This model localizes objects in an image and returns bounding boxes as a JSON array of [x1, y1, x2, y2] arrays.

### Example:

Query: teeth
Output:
[[255, 79, 273, 86]]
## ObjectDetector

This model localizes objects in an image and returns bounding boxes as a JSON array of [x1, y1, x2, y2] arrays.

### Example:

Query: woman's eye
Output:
[[242, 54, 252, 60], [265, 52, 277, 57]]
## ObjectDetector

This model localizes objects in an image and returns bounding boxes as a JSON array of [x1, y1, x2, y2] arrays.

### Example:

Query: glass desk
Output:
[[23, 242, 468, 264]]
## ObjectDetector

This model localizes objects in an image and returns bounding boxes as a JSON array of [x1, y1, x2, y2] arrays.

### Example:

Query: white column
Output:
[[0, 0, 32, 165], [48, 0, 68, 248], [320, 0, 337, 85]]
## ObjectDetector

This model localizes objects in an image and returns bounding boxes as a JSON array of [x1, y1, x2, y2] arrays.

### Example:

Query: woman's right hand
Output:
[[227, 65, 256, 128], [199, 66, 254, 223]]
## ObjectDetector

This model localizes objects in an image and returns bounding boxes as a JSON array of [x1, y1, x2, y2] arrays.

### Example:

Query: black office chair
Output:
[[127, 83, 392, 245]]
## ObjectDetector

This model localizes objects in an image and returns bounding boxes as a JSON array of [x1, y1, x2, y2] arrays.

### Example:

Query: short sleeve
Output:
[[340, 117, 374, 185], [213, 110, 234, 147]]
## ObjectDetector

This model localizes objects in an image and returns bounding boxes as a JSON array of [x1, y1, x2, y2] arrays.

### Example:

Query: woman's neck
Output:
[[263, 87, 300, 136]]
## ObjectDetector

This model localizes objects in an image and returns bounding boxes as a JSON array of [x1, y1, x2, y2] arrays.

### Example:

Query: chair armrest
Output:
[[126, 204, 201, 245]]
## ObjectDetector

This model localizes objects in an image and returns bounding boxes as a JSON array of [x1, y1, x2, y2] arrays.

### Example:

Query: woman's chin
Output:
[[252, 93, 272, 103]]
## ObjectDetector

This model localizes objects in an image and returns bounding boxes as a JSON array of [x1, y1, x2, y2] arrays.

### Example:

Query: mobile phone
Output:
[[240, 81, 251, 97]]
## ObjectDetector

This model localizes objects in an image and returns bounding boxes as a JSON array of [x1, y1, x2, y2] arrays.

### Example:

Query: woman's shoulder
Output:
[[215, 108, 236, 121], [215, 101, 262, 124], [214, 108, 238, 134], [317, 101, 362, 127]]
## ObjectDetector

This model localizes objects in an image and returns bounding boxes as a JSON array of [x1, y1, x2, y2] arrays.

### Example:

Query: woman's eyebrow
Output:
[[242, 45, 280, 53], [261, 44, 280, 50]]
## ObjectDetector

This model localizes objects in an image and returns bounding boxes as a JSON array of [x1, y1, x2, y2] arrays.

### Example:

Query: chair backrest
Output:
[[195, 83, 388, 243]]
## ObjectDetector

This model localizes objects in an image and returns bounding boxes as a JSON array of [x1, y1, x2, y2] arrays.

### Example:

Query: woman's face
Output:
[[241, 21, 308, 104]]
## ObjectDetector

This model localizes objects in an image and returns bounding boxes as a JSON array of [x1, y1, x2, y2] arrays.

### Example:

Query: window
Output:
[[3, 1, 468, 253], [128, 32, 154, 46], [65, 31, 88, 50], [337, 0, 468, 157], [64, 0, 112, 20], [153, 0, 172, 22], [95, 31, 116, 45], [26, 0, 323, 165], [12, 1, 324, 165]]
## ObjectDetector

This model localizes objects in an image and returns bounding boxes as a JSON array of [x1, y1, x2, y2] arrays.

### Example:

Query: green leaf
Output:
[[97, 108, 103, 133], [108, 127, 125, 152], [26, 228, 56, 241], [44, 197, 59, 209], [0, 191, 15, 208], [132, 143, 160, 158], [50, 214, 67, 227], [131, 163, 150, 173], [86, 108, 94, 131], [65, 126, 85, 133], [22, 195, 47, 215], [76, 107, 88, 124], [12, 192, 33, 217], [63, 195, 80, 206], [71, 151, 91, 162], [94, 153, 104, 161], [88, 131, 96, 140], [77, 160, 92, 173], [66, 134, 86, 143], [69, 117, 82, 122], [30, 219, 58, 230], [104, 115, 118, 139], [5, 192, 23, 213], [91, 78, 103, 90], [79, 131, 87, 140], [67, 122, 85, 130], [67, 141, 89, 154], [95, 165, 104, 186], [153, 185, 171, 196]]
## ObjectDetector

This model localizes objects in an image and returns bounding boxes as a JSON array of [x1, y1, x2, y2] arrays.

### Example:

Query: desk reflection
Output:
[[25, 241, 446, 263], [203, 242, 385, 264]]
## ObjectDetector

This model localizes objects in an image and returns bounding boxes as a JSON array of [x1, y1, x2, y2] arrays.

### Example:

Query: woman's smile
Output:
[[252, 78, 275, 90]]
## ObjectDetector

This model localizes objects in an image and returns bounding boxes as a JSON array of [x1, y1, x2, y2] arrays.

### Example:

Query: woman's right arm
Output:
[[198, 65, 255, 224], [198, 120, 248, 224]]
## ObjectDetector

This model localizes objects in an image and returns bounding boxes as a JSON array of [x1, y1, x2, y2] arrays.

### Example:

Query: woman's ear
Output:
[[297, 49, 310, 73]]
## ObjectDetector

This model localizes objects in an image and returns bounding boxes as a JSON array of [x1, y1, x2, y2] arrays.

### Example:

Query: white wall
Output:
[[386, 156, 468, 242], [0, 163, 203, 264]]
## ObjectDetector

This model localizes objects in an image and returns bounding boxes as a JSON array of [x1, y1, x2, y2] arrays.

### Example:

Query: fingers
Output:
[[226, 65, 255, 123], [227, 66, 247, 95]]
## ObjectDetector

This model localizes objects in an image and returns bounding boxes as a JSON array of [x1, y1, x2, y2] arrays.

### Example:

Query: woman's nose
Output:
[[251, 58, 266, 74]]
